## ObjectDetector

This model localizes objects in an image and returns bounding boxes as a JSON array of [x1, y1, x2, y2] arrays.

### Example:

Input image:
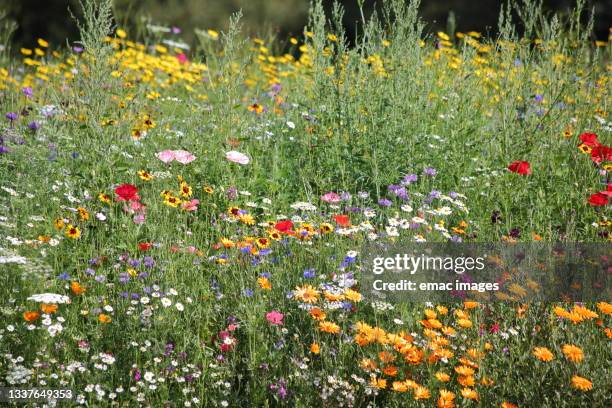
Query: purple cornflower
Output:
[[429, 190, 441, 199], [171, 26, 181, 34], [402, 174, 418, 184], [28, 121, 40, 130], [303, 269, 316, 278], [378, 198, 392, 207], [423, 167, 437, 176], [271, 83, 282, 93], [22, 87, 33, 98], [5, 112, 18, 121], [143, 256, 155, 268]]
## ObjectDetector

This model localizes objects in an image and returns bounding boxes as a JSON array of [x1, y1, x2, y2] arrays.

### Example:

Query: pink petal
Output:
[[226, 151, 250, 165], [174, 150, 196, 164], [156, 150, 176, 163]]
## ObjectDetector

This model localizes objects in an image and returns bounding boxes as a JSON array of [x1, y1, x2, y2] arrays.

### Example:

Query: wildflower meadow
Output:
[[0, 0, 610, 406]]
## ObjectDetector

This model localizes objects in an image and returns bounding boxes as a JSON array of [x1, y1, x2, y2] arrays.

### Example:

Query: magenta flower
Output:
[[320, 192, 341, 204], [265, 310, 284, 325]]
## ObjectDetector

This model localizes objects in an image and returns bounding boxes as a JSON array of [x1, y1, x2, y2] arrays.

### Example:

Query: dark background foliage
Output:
[[3, 0, 611, 48]]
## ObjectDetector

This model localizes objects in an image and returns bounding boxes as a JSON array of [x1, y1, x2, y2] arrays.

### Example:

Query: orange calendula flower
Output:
[[319, 321, 340, 334], [460, 388, 479, 400], [310, 342, 320, 354], [378, 351, 396, 363], [369, 376, 387, 390], [458, 375, 476, 387], [562, 344, 584, 363], [437, 390, 456, 408], [343, 288, 362, 302], [309, 307, 326, 321], [501, 403, 518, 408], [70, 281, 86, 295], [382, 365, 398, 377], [435, 372, 451, 382], [98, 313, 112, 323], [41, 304, 58, 314], [392, 381, 409, 392], [257, 277, 271, 290], [293, 285, 320, 303], [23, 311, 40, 322], [533, 347, 554, 362], [570, 375, 593, 391], [457, 318, 472, 328], [572, 305, 598, 320], [414, 385, 431, 400], [596, 301, 612, 315], [360, 358, 378, 371]]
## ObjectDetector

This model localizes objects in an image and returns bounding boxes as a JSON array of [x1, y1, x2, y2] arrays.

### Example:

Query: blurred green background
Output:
[[3, 0, 610, 49]]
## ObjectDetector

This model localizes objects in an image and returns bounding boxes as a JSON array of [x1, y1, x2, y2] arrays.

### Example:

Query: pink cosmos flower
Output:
[[226, 150, 250, 165], [265, 310, 284, 325], [156, 150, 196, 164], [173, 150, 196, 164], [321, 192, 341, 204], [181, 199, 199, 212], [156, 150, 175, 163], [133, 214, 146, 224]]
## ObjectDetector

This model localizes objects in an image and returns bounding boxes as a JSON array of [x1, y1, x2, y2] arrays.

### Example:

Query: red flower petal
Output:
[[508, 160, 531, 175], [588, 192, 609, 206]]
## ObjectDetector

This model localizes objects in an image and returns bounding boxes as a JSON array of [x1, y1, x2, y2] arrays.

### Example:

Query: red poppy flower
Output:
[[508, 160, 531, 175], [578, 132, 600, 147], [274, 220, 293, 232], [334, 214, 350, 227], [588, 192, 609, 206], [590, 145, 612, 164], [602, 184, 612, 198], [114, 183, 139, 201], [138, 242, 152, 251]]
